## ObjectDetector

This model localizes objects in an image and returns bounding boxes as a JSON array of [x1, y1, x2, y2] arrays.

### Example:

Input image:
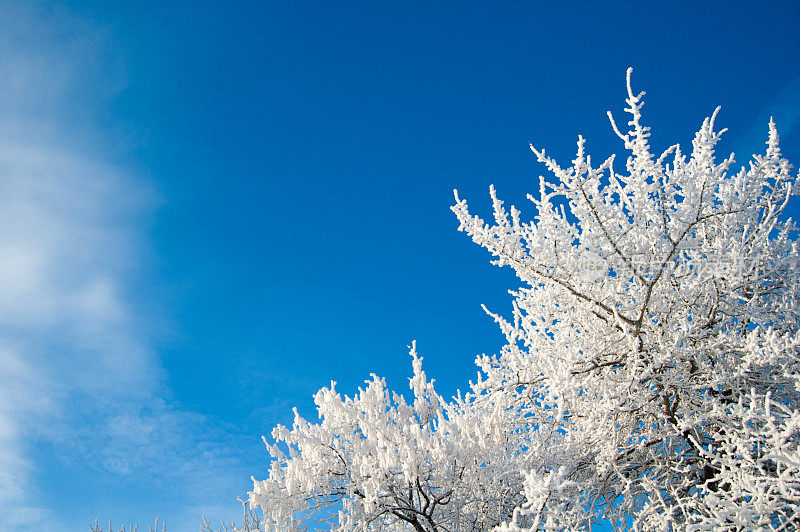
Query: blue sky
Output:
[[0, 1, 798, 530]]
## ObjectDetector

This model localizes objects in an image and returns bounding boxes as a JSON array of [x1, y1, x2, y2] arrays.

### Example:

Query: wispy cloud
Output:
[[0, 4, 246, 530], [730, 75, 800, 160], [0, 343, 62, 529]]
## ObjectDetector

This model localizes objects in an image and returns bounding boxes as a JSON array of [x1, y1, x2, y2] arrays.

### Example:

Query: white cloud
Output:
[[0, 3, 247, 530], [0, 344, 62, 530], [731, 75, 800, 159]]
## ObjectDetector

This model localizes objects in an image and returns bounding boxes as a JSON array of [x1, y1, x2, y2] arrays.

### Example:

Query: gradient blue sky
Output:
[[0, 1, 798, 530]]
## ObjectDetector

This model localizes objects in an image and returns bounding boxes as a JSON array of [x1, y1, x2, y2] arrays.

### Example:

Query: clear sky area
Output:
[[0, 1, 798, 530]]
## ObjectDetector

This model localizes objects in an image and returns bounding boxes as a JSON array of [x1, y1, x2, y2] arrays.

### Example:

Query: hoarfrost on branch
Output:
[[249, 69, 800, 531]]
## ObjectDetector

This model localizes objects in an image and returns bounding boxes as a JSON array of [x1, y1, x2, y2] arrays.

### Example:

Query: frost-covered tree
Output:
[[249, 69, 800, 531], [90, 518, 166, 532], [250, 342, 529, 531]]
